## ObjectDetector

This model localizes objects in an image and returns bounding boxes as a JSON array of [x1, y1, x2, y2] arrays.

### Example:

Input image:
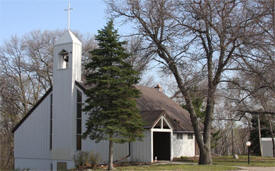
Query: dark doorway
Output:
[[153, 132, 171, 160]]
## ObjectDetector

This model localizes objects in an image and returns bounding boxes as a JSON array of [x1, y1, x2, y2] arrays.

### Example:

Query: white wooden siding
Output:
[[15, 159, 52, 170], [114, 143, 129, 161], [14, 93, 51, 168], [131, 130, 152, 162], [52, 32, 82, 161], [172, 133, 195, 157]]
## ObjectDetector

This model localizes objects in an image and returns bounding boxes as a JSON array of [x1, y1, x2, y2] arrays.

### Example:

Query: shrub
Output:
[[74, 151, 88, 168], [88, 151, 100, 169]]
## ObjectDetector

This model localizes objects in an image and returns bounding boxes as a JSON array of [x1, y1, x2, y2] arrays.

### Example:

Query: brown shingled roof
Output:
[[136, 86, 193, 132], [13, 81, 194, 133], [76, 81, 193, 132], [139, 110, 165, 128]]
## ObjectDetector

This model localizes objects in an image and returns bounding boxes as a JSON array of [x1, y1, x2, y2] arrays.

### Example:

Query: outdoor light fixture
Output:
[[246, 141, 251, 164]]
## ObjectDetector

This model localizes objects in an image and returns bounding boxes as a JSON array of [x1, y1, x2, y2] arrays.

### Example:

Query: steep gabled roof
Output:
[[12, 88, 52, 133], [136, 86, 193, 132], [77, 81, 194, 132], [13, 82, 194, 133], [140, 110, 165, 128]]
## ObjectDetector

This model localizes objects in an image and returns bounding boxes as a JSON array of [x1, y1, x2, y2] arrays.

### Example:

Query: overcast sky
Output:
[[0, 0, 132, 44]]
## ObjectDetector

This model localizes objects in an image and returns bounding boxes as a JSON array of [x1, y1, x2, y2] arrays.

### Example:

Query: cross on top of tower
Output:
[[64, 0, 73, 30]]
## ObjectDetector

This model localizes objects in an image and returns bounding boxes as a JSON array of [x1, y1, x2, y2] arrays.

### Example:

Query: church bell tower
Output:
[[52, 30, 82, 161]]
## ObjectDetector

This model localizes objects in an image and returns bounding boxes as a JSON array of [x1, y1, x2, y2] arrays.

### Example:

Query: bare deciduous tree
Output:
[[107, 0, 259, 164]]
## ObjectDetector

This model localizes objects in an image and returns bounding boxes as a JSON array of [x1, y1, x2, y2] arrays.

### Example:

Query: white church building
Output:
[[13, 31, 196, 170]]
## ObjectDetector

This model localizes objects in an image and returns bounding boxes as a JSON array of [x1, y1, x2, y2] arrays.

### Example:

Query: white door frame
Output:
[[151, 116, 173, 161]]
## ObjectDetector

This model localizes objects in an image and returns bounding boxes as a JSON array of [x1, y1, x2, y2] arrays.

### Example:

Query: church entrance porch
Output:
[[151, 115, 173, 161], [153, 132, 171, 160]]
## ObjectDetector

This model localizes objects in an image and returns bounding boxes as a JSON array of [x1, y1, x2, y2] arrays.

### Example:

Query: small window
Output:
[[77, 119, 81, 134], [163, 119, 170, 129], [188, 133, 193, 139], [58, 49, 69, 69], [50, 94, 53, 150], [154, 119, 161, 128], [76, 90, 82, 150], [177, 133, 183, 140], [57, 162, 67, 170], [76, 135, 81, 150]]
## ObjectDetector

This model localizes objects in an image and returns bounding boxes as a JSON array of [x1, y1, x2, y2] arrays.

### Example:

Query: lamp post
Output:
[[246, 141, 251, 164]]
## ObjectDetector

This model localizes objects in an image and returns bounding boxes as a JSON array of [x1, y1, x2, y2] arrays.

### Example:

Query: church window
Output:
[[188, 133, 193, 139], [58, 49, 69, 69], [50, 94, 53, 150], [57, 162, 67, 170], [154, 120, 161, 128], [153, 116, 171, 129], [163, 120, 170, 129], [177, 133, 183, 140], [76, 90, 82, 150]]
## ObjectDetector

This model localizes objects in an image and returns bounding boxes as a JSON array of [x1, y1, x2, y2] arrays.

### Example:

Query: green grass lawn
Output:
[[105, 156, 275, 170], [213, 155, 275, 167], [115, 164, 238, 171], [177, 155, 275, 167]]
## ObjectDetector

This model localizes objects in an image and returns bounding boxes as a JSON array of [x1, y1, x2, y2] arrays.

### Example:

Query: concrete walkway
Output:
[[237, 167, 275, 171]]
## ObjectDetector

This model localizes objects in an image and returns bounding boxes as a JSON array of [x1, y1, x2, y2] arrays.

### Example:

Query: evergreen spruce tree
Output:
[[82, 20, 144, 170]]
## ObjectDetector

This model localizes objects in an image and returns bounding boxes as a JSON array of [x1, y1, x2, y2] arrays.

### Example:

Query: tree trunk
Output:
[[108, 139, 114, 170], [184, 93, 213, 164], [231, 120, 235, 157], [268, 117, 275, 157], [257, 115, 263, 157], [199, 147, 212, 164], [272, 0, 275, 44], [167, 62, 213, 165]]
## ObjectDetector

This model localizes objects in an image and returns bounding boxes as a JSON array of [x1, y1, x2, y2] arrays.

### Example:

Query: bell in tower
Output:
[[58, 49, 69, 69]]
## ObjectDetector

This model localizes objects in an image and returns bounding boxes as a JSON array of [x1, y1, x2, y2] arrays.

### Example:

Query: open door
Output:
[[152, 116, 172, 161], [153, 132, 171, 160]]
